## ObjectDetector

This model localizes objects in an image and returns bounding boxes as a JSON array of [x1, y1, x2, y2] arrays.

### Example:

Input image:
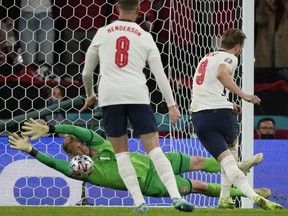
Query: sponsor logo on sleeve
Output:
[[224, 58, 233, 64]]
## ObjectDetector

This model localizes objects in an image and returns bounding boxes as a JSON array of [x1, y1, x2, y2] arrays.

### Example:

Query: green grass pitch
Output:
[[1, 207, 287, 216]]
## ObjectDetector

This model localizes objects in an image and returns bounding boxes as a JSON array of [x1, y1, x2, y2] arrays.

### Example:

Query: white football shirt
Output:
[[82, 20, 176, 107], [190, 51, 238, 112]]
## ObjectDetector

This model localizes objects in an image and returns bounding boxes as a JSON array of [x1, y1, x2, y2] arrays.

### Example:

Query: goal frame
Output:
[[241, 0, 255, 209]]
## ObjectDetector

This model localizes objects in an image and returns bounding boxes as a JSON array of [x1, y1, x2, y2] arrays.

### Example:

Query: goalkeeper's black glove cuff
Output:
[[29, 148, 38, 157], [48, 125, 55, 134]]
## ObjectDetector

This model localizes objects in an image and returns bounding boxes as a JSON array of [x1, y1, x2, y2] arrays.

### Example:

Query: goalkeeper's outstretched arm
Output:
[[21, 118, 106, 146], [8, 133, 73, 178]]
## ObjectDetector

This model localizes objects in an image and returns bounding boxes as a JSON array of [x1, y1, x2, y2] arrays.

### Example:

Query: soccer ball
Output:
[[69, 155, 94, 178]]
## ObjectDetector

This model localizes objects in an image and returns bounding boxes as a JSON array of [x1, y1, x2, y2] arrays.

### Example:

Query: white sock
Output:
[[229, 143, 238, 161], [148, 147, 181, 199], [221, 155, 258, 201], [223, 142, 238, 198], [115, 152, 145, 206], [220, 166, 232, 199]]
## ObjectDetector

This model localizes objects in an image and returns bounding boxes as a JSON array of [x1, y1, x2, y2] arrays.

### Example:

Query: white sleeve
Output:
[[82, 42, 100, 97], [221, 55, 238, 76], [147, 54, 176, 107]]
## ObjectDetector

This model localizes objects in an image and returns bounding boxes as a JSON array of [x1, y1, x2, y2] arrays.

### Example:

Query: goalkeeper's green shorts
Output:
[[142, 152, 192, 197]]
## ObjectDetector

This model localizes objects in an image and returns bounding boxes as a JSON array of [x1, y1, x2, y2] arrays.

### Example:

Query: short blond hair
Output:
[[62, 135, 81, 153]]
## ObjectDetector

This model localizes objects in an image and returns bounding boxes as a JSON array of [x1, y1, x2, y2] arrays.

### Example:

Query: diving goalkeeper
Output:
[[8, 118, 269, 199]]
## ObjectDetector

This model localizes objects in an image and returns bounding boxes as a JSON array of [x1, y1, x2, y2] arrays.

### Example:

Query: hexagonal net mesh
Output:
[[0, 0, 245, 207]]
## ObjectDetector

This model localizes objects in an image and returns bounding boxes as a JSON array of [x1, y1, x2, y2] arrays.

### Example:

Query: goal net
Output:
[[0, 0, 248, 208]]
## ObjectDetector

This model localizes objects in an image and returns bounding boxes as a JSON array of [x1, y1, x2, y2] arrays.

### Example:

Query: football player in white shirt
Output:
[[80, 0, 194, 213], [190, 28, 283, 210]]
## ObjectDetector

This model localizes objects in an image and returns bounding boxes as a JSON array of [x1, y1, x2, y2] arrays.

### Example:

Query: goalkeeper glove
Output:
[[8, 133, 33, 153], [21, 118, 49, 140]]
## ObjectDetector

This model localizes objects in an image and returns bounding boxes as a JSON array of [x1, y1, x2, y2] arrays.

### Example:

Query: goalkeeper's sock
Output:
[[204, 183, 245, 197], [203, 157, 221, 172], [203, 183, 222, 197], [221, 155, 258, 201], [115, 152, 145, 207], [148, 147, 181, 199]]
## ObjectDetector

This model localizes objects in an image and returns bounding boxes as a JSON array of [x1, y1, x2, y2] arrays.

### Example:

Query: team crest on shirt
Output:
[[224, 58, 233, 64]]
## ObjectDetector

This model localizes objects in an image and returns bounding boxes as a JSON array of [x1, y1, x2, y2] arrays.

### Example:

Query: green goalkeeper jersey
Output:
[[35, 125, 152, 191]]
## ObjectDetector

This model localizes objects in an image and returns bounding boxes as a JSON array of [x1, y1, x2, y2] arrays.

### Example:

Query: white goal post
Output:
[[0, 0, 255, 208], [241, 0, 255, 209]]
